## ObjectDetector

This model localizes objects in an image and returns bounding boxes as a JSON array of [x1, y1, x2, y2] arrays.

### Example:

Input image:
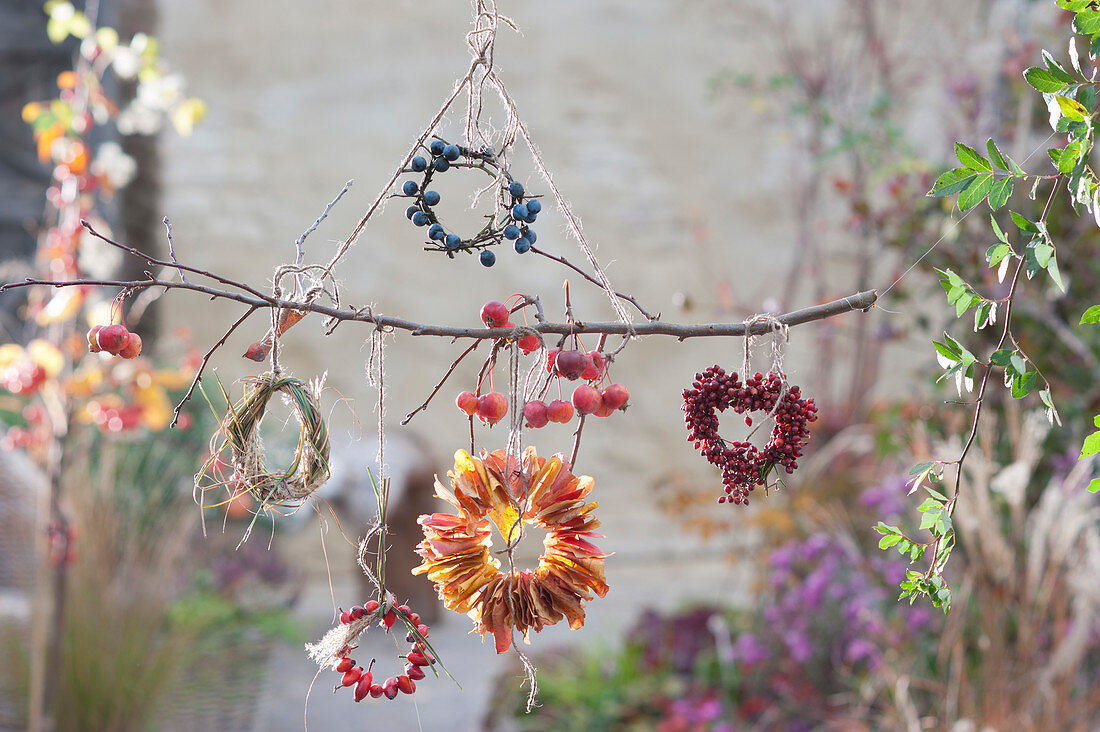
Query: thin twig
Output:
[[171, 305, 260, 427], [402, 340, 482, 425], [530, 245, 657, 321], [162, 217, 187, 284]]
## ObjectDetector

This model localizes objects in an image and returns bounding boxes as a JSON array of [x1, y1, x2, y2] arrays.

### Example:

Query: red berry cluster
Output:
[[524, 348, 629, 427], [682, 366, 817, 505], [87, 323, 142, 358], [332, 600, 435, 702]]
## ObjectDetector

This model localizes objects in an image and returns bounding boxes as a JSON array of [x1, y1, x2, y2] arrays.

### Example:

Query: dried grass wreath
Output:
[[199, 372, 331, 515], [413, 447, 608, 654]]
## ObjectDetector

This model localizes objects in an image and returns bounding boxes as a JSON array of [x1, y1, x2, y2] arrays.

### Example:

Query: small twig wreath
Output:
[[413, 447, 608, 654], [398, 136, 542, 267], [682, 367, 818, 505], [206, 372, 331, 510]]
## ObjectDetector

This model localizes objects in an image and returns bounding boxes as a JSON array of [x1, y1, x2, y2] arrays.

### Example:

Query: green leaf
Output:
[[1012, 372, 1037, 399], [1043, 50, 1077, 83], [1059, 140, 1085, 173], [929, 167, 977, 197], [1024, 67, 1069, 93], [1056, 0, 1091, 11], [1089, 478, 1100, 494], [920, 509, 941, 531], [957, 174, 994, 211], [1033, 242, 1054, 267], [990, 215, 1007, 243], [933, 340, 961, 362], [987, 243, 1011, 267], [879, 533, 902, 549], [1010, 210, 1040, 233], [924, 486, 948, 502], [1056, 95, 1090, 122], [1046, 255, 1065, 292], [987, 177, 1013, 210], [1074, 9, 1100, 34], [955, 143, 993, 172], [1081, 431, 1100, 460], [991, 349, 1014, 367], [986, 139, 1010, 171], [874, 521, 898, 536], [909, 461, 935, 475], [1080, 305, 1100, 324], [1010, 353, 1027, 375]]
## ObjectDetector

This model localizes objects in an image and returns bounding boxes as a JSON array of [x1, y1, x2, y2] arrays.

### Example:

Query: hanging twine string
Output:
[[741, 313, 792, 444]]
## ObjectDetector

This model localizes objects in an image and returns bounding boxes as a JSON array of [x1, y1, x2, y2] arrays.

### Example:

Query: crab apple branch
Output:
[[4, 273, 878, 341]]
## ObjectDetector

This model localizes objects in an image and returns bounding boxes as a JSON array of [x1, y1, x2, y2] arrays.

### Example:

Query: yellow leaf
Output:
[[27, 340, 64, 377]]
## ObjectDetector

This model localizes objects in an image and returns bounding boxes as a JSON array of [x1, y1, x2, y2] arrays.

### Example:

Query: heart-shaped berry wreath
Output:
[[399, 137, 542, 267], [682, 367, 818, 505], [413, 447, 608, 654], [307, 598, 441, 703]]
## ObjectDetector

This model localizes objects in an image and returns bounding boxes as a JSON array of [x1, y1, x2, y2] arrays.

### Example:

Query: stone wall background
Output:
[[146, 1, 1050, 727]]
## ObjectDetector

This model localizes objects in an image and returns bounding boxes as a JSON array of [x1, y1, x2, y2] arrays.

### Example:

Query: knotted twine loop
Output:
[[741, 313, 792, 441]]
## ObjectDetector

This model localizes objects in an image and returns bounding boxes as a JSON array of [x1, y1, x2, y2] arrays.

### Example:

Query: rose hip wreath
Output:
[[682, 367, 818, 505], [306, 598, 439, 702], [399, 137, 542, 267], [413, 447, 608, 654]]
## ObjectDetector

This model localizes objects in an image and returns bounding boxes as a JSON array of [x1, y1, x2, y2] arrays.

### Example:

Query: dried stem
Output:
[[402, 340, 482, 425], [171, 305, 260, 427]]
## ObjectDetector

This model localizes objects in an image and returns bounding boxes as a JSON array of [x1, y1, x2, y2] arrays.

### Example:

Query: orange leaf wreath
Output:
[[413, 447, 609, 654]]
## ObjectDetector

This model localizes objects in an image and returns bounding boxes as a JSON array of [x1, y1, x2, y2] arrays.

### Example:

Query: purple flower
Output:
[[783, 631, 813, 663], [844, 637, 877, 665], [770, 545, 795, 570], [732, 633, 769, 666], [859, 475, 908, 517]]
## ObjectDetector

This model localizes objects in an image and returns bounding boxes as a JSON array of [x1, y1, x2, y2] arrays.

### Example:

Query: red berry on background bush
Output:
[[554, 349, 587, 379], [571, 384, 602, 415], [96, 324, 130, 354], [601, 383, 629, 410], [546, 399, 574, 423], [480, 301, 510, 327], [118, 332, 142, 359], [523, 400, 549, 428], [476, 392, 508, 425], [456, 390, 479, 416]]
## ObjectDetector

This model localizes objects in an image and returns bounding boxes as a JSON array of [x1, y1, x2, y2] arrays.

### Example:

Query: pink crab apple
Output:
[[456, 391, 479, 416], [580, 351, 606, 381], [571, 384, 603, 415], [546, 399, 574, 423], [95, 324, 130, 354], [477, 392, 508, 425], [601, 383, 629, 410], [517, 333, 540, 353], [523, 400, 549, 428], [555, 349, 587, 380], [480, 301, 511, 328]]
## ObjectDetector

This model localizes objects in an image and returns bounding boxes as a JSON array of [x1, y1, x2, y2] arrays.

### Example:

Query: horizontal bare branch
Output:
[[2, 275, 876, 340]]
